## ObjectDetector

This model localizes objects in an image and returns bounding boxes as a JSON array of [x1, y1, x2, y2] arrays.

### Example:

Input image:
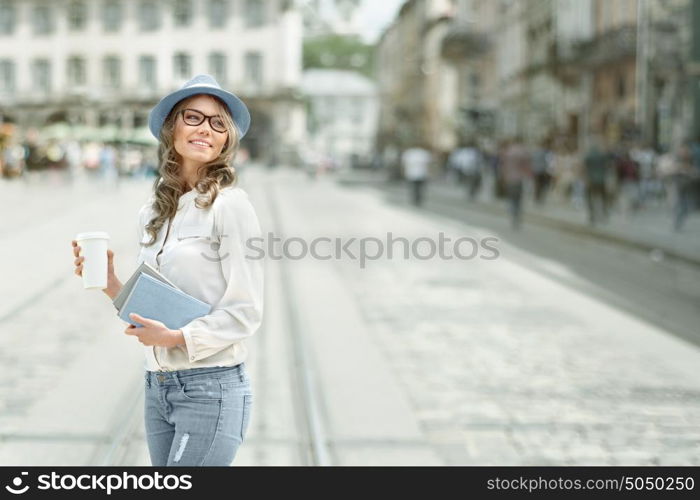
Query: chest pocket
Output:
[[177, 223, 218, 242]]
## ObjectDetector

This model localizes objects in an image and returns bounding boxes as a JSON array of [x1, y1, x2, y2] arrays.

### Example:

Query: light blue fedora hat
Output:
[[148, 74, 251, 140]]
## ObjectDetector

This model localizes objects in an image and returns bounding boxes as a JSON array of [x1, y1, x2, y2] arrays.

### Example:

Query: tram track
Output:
[[264, 179, 332, 466]]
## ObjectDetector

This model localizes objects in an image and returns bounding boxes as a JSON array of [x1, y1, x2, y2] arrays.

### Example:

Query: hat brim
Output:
[[148, 85, 251, 140]]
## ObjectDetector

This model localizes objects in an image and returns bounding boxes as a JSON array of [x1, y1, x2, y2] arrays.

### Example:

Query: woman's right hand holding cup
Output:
[[72, 239, 85, 277], [71, 240, 122, 299]]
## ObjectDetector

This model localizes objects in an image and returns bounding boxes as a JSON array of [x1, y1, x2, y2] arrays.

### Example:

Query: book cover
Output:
[[112, 261, 178, 311], [117, 273, 211, 330]]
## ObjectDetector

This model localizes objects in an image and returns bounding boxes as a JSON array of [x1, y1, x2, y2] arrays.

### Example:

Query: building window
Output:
[[33, 4, 54, 35], [68, 1, 87, 31], [617, 74, 626, 98], [67, 56, 86, 86], [351, 97, 363, 123], [139, 55, 157, 90], [174, 0, 192, 27], [0, 1, 16, 35], [174, 52, 191, 80], [103, 56, 121, 89], [244, 51, 262, 86], [134, 113, 147, 128], [98, 112, 112, 127], [32, 59, 51, 93], [103, 0, 122, 32], [244, 0, 265, 28], [0, 59, 15, 93], [209, 52, 227, 85], [139, 0, 161, 31], [208, 0, 228, 28]]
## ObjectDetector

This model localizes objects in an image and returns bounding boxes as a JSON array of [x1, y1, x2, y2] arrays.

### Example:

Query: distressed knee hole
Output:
[[173, 433, 190, 462]]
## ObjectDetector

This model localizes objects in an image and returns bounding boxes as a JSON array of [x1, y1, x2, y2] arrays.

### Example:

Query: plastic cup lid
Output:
[[76, 231, 110, 240]]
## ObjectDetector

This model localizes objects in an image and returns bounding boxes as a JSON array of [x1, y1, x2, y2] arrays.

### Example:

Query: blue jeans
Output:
[[144, 364, 253, 466]]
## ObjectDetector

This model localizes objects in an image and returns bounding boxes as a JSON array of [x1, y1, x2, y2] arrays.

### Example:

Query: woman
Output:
[[71, 74, 264, 466]]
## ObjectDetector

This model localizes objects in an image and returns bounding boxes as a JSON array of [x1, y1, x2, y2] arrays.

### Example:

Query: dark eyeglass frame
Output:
[[178, 108, 228, 133]]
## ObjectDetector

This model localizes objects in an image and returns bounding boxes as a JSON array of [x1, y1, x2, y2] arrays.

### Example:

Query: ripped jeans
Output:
[[144, 364, 253, 466]]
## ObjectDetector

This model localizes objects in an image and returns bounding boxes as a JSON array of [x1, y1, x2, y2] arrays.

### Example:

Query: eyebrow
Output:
[[187, 108, 222, 117]]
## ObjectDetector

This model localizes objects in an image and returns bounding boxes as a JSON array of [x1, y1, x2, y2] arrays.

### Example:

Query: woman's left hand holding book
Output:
[[124, 312, 186, 348]]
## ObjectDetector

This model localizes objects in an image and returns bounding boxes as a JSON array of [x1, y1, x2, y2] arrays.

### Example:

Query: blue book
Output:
[[117, 272, 211, 329], [113, 262, 177, 312]]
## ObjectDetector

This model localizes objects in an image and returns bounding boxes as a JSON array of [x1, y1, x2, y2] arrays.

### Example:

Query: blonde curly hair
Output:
[[143, 94, 241, 247]]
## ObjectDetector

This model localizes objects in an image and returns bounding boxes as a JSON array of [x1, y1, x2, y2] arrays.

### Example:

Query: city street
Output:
[[348, 174, 700, 349], [0, 166, 699, 465]]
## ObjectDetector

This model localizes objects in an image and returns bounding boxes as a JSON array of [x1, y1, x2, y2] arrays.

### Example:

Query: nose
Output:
[[194, 119, 214, 135], [196, 123, 213, 135]]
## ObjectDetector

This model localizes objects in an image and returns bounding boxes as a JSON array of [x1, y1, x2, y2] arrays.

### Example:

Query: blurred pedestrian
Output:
[[402, 143, 432, 206], [670, 142, 698, 231], [71, 74, 261, 466], [125, 147, 144, 178], [531, 140, 552, 205], [99, 143, 119, 187], [583, 138, 612, 225], [23, 140, 49, 184], [690, 135, 700, 171], [447, 140, 482, 201], [550, 139, 576, 204], [384, 144, 402, 181], [1, 139, 25, 179], [493, 140, 509, 200], [82, 141, 101, 177], [479, 140, 499, 202], [500, 137, 532, 229], [630, 143, 659, 207], [615, 149, 641, 216], [657, 147, 677, 204], [64, 139, 83, 182], [236, 146, 250, 169]]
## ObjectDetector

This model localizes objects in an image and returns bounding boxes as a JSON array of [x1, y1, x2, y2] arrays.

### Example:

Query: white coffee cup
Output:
[[75, 231, 110, 290]]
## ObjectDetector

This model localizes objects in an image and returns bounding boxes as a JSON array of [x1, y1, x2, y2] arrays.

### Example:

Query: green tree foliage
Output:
[[303, 34, 376, 79]]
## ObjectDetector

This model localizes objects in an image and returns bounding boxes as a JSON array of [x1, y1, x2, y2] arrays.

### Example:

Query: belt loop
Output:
[[172, 370, 183, 389], [145, 371, 151, 388]]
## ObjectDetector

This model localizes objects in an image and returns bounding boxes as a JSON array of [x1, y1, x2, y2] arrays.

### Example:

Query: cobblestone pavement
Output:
[[0, 174, 150, 463], [269, 167, 700, 465], [2, 168, 699, 466]]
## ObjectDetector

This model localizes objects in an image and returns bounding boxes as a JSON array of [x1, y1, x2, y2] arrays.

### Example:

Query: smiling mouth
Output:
[[189, 141, 212, 149]]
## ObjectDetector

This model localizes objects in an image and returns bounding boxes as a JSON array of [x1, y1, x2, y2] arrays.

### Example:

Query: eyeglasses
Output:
[[179, 108, 228, 133]]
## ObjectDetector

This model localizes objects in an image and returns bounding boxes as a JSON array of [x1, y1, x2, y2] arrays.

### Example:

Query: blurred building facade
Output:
[[302, 0, 362, 37], [376, 0, 457, 162], [0, 0, 305, 160], [301, 68, 377, 167], [377, 0, 696, 158]]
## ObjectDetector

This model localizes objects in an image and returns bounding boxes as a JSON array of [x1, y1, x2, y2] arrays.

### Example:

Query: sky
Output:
[[356, 0, 405, 43]]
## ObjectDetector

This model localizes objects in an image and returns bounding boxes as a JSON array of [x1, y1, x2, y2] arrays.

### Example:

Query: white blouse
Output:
[[135, 185, 264, 372]]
